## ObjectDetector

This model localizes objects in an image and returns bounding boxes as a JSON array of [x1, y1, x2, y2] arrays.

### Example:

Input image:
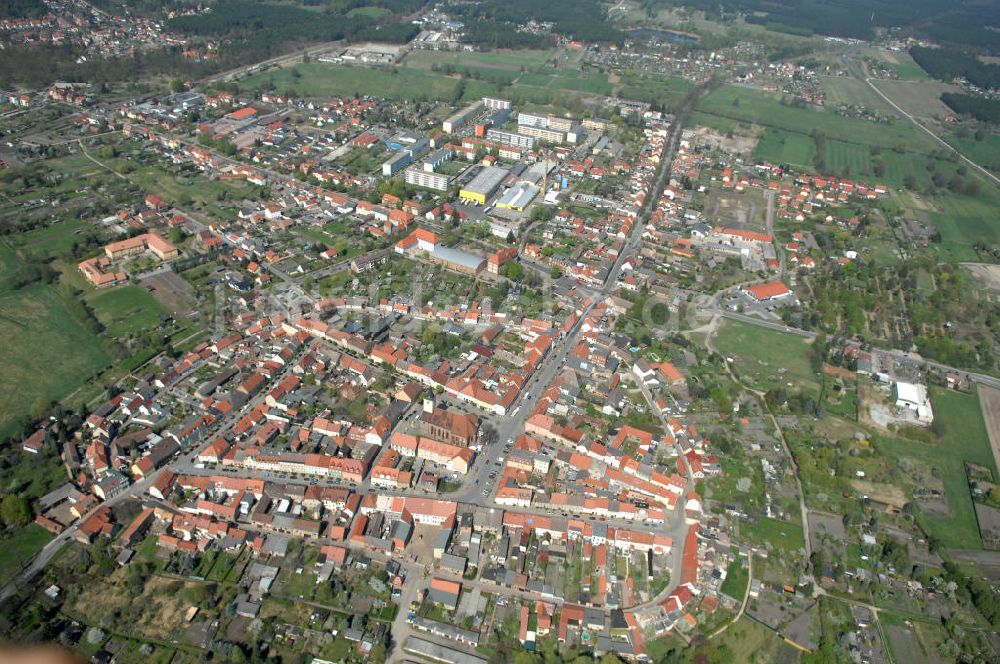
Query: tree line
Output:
[[910, 46, 1000, 90]]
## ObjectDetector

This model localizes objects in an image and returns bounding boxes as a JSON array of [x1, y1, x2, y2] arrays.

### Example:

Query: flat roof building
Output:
[[486, 129, 535, 150], [443, 101, 484, 134], [459, 166, 509, 205], [496, 182, 539, 212], [405, 167, 451, 192]]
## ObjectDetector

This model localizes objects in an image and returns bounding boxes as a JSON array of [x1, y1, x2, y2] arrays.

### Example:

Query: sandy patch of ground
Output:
[[978, 385, 1000, 476], [850, 480, 908, 509], [962, 263, 1000, 292]]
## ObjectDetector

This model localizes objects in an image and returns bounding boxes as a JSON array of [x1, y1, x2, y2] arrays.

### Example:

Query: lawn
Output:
[[243, 63, 463, 101], [744, 516, 805, 553], [713, 319, 819, 394], [753, 128, 816, 167], [0, 524, 53, 586], [88, 285, 169, 338], [402, 49, 556, 71], [720, 560, 750, 599], [876, 386, 996, 550], [345, 5, 389, 18], [124, 162, 255, 218], [0, 281, 112, 440]]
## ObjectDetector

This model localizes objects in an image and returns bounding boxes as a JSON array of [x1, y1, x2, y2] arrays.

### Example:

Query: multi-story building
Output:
[[405, 167, 451, 191], [486, 128, 536, 149]]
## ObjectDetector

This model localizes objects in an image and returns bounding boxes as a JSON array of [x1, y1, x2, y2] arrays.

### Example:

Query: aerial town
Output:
[[2, 0, 1000, 663]]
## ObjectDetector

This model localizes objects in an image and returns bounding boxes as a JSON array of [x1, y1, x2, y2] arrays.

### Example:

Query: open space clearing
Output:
[[0, 524, 53, 587], [820, 75, 893, 110], [926, 188, 1000, 261], [713, 319, 819, 394], [345, 5, 389, 19], [866, 48, 930, 81], [244, 62, 465, 101], [242, 57, 691, 110], [720, 559, 749, 599], [743, 516, 805, 553], [402, 48, 558, 72], [692, 84, 939, 154], [0, 276, 112, 440], [944, 131, 1000, 177], [878, 386, 997, 550], [752, 128, 815, 168], [87, 285, 170, 338], [872, 79, 959, 120], [978, 385, 1000, 483]]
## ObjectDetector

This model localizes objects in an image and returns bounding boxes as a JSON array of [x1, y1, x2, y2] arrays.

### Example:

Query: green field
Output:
[[713, 320, 820, 393], [244, 57, 690, 110], [820, 75, 894, 110], [877, 386, 997, 550], [345, 5, 389, 18], [694, 84, 938, 153], [244, 63, 465, 101], [944, 132, 1000, 177], [88, 285, 168, 338], [744, 516, 805, 553], [720, 560, 750, 599], [402, 49, 557, 71], [753, 129, 816, 167], [8, 219, 91, 259], [928, 189, 1000, 260], [0, 278, 112, 440], [0, 524, 53, 586]]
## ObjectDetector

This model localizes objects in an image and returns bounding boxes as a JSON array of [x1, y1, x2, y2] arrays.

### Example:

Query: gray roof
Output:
[[462, 166, 509, 197], [430, 246, 485, 271]]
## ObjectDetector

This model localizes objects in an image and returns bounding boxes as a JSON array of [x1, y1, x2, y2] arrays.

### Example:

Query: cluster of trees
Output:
[[940, 561, 1000, 626], [910, 47, 1000, 90], [0, 0, 45, 18], [941, 93, 1000, 125], [168, 0, 417, 45], [803, 255, 997, 371], [449, 0, 621, 47], [5, 260, 58, 290]]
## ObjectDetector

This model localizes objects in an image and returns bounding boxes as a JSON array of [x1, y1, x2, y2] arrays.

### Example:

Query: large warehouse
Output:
[[459, 166, 509, 205], [495, 182, 539, 212]]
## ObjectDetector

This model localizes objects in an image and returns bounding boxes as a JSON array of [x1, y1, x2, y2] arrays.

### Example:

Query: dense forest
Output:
[[167, 0, 419, 44], [446, 0, 621, 47], [942, 93, 1000, 124], [910, 46, 1000, 90], [640, 0, 1000, 51], [0, 0, 47, 18]]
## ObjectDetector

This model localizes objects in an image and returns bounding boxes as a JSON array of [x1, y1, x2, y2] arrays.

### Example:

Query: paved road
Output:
[[0, 470, 163, 604]]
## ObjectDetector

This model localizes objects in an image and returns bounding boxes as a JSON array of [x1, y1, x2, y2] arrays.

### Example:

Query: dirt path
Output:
[[978, 385, 1000, 475]]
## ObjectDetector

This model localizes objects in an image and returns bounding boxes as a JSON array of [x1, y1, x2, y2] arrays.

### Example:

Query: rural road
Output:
[[841, 44, 1000, 188]]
